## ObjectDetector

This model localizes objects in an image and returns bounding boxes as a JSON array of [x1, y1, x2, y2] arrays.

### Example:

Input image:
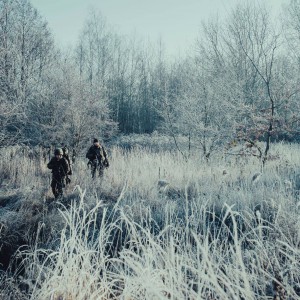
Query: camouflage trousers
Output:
[[51, 177, 66, 199], [90, 160, 104, 178]]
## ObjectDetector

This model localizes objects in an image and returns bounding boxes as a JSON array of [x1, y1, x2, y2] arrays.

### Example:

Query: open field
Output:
[[0, 143, 300, 299]]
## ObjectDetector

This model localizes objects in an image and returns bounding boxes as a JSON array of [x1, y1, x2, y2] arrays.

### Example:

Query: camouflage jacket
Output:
[[86, 145, 108, 162], [47, 157, 70, 178]]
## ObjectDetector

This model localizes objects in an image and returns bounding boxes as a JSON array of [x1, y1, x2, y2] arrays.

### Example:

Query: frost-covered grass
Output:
[[0, 143, 300, 299]]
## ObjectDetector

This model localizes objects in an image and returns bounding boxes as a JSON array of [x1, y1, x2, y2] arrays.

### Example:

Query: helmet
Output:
[[54, 148, 63, 156]]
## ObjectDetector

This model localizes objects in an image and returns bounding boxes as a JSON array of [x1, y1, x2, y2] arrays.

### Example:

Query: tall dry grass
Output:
[[0, 143, 300, 299]]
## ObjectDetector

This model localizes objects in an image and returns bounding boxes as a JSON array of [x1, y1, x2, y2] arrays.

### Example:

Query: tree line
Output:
[[1, 0, 300, 159]]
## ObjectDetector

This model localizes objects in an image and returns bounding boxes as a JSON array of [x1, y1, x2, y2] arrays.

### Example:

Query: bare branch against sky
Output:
[[31, 0, 289, 56]]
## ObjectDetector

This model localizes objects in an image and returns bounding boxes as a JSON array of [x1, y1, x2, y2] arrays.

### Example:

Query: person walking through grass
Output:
[[61, 143, 72, 184], [47, 148, 70, 199], [86, 138, 109, 178]]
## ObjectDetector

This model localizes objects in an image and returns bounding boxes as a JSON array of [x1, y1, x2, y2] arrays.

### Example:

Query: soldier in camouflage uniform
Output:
[[61, 143, 72, 184], [47, 148, 70, 199], [86, 138, 109, 178]]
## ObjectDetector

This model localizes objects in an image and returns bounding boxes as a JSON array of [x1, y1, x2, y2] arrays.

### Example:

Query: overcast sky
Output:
[[30, 0, 289, 57]]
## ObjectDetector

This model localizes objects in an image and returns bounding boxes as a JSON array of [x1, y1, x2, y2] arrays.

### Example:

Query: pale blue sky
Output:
[[31, 0, 288, 57]]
